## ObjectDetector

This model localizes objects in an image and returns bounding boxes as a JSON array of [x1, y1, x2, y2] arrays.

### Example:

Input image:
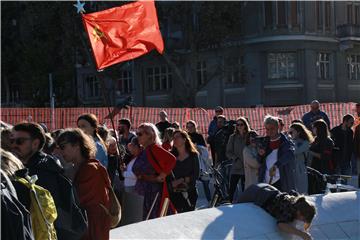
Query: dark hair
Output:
[[97, 125, 109, 142], [312, 119, 329, 139], [77, 113, 107, 150], [289, 123, 314, 143], [1, 128, 13, 151], [13, 122, 46, 150], [57, 128, 96, 160], [130, 137, 140, 148], [294, 196, 316, 224], [342, 114, 354, 123], [172, 129, 199, 157], [245, 130, 259, 145], [77, 113, 98, 129], [217, 115, 226, 121], [118, 118, 131, 129], [51, 129, 64, 141], [291, 119, 304, 124]]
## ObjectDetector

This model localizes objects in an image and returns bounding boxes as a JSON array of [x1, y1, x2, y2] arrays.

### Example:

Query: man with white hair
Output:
[[302, 100, 330, 130], [257, 115, 297, 193]]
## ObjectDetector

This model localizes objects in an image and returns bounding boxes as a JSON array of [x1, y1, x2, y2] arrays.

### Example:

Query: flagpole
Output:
[[98, 71, 126, 185]]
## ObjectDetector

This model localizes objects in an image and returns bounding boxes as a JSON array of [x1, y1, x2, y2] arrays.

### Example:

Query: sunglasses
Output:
[[10, 137, 32, 145]]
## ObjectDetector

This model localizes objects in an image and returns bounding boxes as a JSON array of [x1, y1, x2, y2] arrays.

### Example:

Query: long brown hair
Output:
[[289, 123, 314, 143], [235, 117, 250, 135], [77, 113, 107, 151], [57, 128, 97, 160], [172, 129, 199, 157]]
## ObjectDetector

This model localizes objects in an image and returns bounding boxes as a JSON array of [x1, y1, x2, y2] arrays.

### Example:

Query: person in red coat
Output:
[[57, 128, 111, 240], [133, 123, 177, 219]]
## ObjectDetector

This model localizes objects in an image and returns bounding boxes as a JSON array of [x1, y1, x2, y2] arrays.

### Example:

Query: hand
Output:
[[156, 172, 167, 182], [171, 179, 183, 188], [301, 231, 313, 240], [269, 166, 277, 177]]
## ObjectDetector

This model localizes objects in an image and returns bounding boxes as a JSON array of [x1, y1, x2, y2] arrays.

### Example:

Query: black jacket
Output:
[[24, 151, 86, 240], [330, 125, 354, 165]]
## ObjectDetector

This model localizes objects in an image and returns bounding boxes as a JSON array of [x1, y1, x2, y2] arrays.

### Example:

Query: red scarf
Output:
[[146, 144, 177, 216]]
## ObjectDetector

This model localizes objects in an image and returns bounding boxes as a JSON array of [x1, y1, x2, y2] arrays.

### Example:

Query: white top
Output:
[[110, 191, 360, 240], [123, 157, 137, 187], [265, 149, 280, 184]]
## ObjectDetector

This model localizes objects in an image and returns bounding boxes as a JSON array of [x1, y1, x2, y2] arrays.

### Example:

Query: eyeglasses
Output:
[[236, 123, 245, 127], [10, 137, 32, 145]]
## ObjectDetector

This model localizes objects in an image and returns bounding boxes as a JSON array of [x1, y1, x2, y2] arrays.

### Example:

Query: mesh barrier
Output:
[[1, 102, 357, 136]]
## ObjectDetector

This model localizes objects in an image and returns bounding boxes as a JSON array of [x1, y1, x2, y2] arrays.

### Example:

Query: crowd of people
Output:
[[1, 101, 359, 240]]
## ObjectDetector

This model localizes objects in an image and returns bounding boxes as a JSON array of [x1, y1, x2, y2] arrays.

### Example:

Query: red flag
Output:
[[82, 0, 164, 70]]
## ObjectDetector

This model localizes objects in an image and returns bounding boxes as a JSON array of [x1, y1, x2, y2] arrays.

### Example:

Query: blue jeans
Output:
[[199, 179, 211, 201]]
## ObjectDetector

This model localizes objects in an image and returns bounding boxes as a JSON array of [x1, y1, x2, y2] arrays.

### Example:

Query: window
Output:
[[316, 1, 323, 30], [317, 53, 330, 80], [84, 75, 100, 98], [277, 1, 286, 26], [147, 66, 172, 92], [347, 3, 353, 24], [348, 55, 360, 81], [325, 2, 331, 30], [290, 1, 299, 27], [117, 70, 132, 94], [226, 56, 245, 84], [196, 61, 207, 86], [267, 53, 296, 80], [355, 5, 360, 25], [264, 2, 273, 27]]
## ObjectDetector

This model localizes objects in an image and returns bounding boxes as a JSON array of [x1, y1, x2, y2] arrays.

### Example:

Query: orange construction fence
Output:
[[1, 102, 357, 136]]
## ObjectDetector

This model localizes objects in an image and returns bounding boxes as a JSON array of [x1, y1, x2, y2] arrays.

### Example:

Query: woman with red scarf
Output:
[[57, 128, 112, 240], [132, 123, 176, 219]]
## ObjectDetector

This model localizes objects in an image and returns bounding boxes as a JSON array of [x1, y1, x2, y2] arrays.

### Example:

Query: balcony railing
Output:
[[337, 24, 360, 39]]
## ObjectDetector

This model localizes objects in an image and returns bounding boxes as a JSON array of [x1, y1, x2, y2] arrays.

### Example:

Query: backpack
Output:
[[16, 175, 57, 240], [55, 171, 88, 240], [1, 170, 34, 240], [99, 186, 122, 228]]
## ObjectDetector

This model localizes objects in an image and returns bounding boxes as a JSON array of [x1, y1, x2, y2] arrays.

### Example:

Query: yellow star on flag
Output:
[[92, 25, 106, 42]]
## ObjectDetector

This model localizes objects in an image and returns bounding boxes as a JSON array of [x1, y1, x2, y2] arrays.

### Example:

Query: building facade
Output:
[[76, 1, 360, 108]]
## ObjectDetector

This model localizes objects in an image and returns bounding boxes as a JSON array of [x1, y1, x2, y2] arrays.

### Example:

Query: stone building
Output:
[[76, 1, 360, 108]]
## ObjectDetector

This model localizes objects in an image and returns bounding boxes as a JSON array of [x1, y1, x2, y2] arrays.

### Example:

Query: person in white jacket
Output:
[[243, 130, 261, 190]]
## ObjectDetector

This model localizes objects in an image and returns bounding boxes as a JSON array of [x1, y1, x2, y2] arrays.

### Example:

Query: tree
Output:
[[157, 1, 244, 107]]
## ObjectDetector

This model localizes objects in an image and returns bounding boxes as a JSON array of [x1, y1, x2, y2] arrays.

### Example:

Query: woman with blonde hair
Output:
[[77, 113, 108, 168], [0, 148, 24, 178], [226, 117, 250, 202], [132, 123, 176, 219], [288, 123, 314, 194], [57, 128, 112, 240], [170, 129, 200, 212]]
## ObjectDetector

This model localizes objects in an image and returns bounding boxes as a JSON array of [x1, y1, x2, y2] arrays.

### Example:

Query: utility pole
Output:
[[49, 73, 55, 130]]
